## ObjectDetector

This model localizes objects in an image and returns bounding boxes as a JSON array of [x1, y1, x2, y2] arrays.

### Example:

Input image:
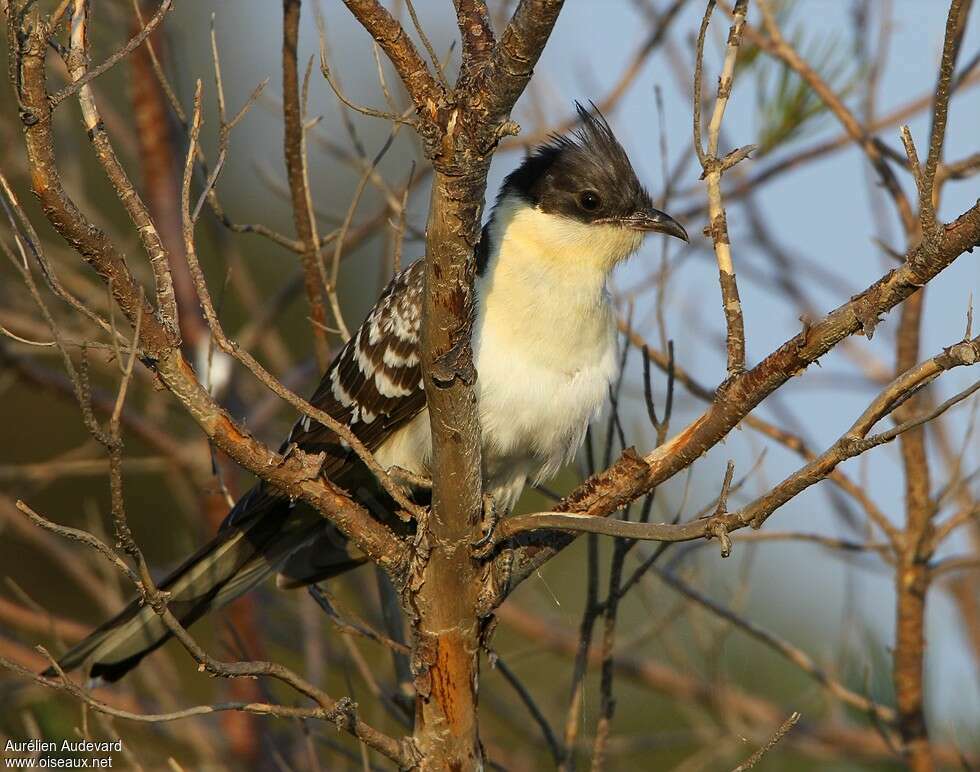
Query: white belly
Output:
[[473, 315, 617, 509], [374, 290, 617, 513]]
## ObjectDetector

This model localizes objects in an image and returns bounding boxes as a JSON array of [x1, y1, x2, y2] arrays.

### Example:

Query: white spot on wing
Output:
[[382, 347, 418, 368], [368, 313, 384, 345], [374, 370, 413, 398], [356, 338, 377, 378], [389, 307, 418, 343], [330, 368, 354, 406]]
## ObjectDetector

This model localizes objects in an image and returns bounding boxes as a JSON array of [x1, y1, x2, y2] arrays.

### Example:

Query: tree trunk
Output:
[[412, 166, 490, 769]]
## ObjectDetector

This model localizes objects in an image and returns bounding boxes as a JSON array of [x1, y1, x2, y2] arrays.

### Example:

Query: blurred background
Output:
[[1, 0, 978, 769]]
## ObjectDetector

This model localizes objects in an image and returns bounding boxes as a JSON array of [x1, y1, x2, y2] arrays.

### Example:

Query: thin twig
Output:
[[730, 711, 801, 771], [50, 0, 174, 108], [340, 0, 444, 111], [180, 83, 423, 520], [655, 565, 894, 722], [921, 0, 972, 230], [493, 656, 564, 764], [694, 0, 750, 375], [404, 0, 450, 89]]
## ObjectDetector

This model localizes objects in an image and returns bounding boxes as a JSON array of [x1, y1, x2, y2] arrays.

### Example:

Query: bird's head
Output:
[[494, 102, 688, 272]]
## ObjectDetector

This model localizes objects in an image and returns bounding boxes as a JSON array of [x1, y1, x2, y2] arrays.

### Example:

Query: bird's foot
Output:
[[471, 493, 499, 556]]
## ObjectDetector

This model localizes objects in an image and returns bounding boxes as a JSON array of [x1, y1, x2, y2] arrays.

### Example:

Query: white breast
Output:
[[471, 226, 619, 509], [374, 198, 621, 513]]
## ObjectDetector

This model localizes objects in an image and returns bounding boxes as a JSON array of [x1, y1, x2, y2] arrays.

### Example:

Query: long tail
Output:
[[47, 487, 353, 682]]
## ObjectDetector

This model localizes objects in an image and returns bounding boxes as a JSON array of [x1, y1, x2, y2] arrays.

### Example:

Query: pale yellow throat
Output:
[[490, 195, 644, 275]]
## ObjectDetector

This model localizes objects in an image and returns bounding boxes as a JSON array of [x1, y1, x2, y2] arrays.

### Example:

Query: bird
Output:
[[49, 102, 688, 683]]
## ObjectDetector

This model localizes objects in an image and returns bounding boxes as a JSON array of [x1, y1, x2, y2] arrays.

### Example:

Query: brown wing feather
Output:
[[221, 260, 425, 532], [284, 258, 426, 480], [55, 262, 430, 680]]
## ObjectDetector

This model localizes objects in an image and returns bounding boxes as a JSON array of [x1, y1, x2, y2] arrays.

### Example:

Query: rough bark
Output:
[[411, 165, 489, 769]]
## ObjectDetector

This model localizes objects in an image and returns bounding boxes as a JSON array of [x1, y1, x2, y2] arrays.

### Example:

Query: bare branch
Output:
[[67, 0, 179, 339], [404, 0, 450, 89], [485, 0, 565, 117], [15, 500, 139, 585], [283, 0, 331, 368], [492, 656, 564, 764], [341, 0, 444, 112], [50, 0, 173, 108], [11, 18, 406, 573], [731, 712, 801, 771], [694, 0, 750, 375], [0, 654, 376, 725], [454, 0, 495, 74], [921, 0, 974, 228]]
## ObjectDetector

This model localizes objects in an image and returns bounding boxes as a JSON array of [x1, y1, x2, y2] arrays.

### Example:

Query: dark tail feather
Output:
[[47, 489, 316, 682]]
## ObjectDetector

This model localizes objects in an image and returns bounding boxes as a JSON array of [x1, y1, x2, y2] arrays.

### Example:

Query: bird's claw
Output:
[[472, 493, 499, 556]]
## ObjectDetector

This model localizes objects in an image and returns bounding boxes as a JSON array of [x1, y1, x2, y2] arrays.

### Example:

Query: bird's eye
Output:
[[578, 191, 602, 212]]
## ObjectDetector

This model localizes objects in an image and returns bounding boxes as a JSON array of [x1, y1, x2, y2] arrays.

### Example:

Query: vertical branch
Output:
[[590, 536, 626, 771], [333, 0, 565, 767], [66, 0, 180, 345], [892, 3, 972, 769], [560, 532, 599, 770], [129, 1, 208, 352], [920, 0, 973, 230], [591, 343, 652, 771], [453, 0, 495, 76], [892, 290, 933, 772], [694, 0, 750, 375], [412, 164, 488, 771], [484, 0, 565, 117], [282, 0, 330, 369]]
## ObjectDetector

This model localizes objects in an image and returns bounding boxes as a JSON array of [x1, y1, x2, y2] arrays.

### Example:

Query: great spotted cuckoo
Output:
[[51, 103, 688, 682]]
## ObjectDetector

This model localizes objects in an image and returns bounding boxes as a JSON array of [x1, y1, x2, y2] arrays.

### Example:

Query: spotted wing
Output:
[[283, 258, 427, 480]]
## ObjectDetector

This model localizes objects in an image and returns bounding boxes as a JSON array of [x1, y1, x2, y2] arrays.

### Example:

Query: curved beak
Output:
[[622, 208, 689, 242]]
